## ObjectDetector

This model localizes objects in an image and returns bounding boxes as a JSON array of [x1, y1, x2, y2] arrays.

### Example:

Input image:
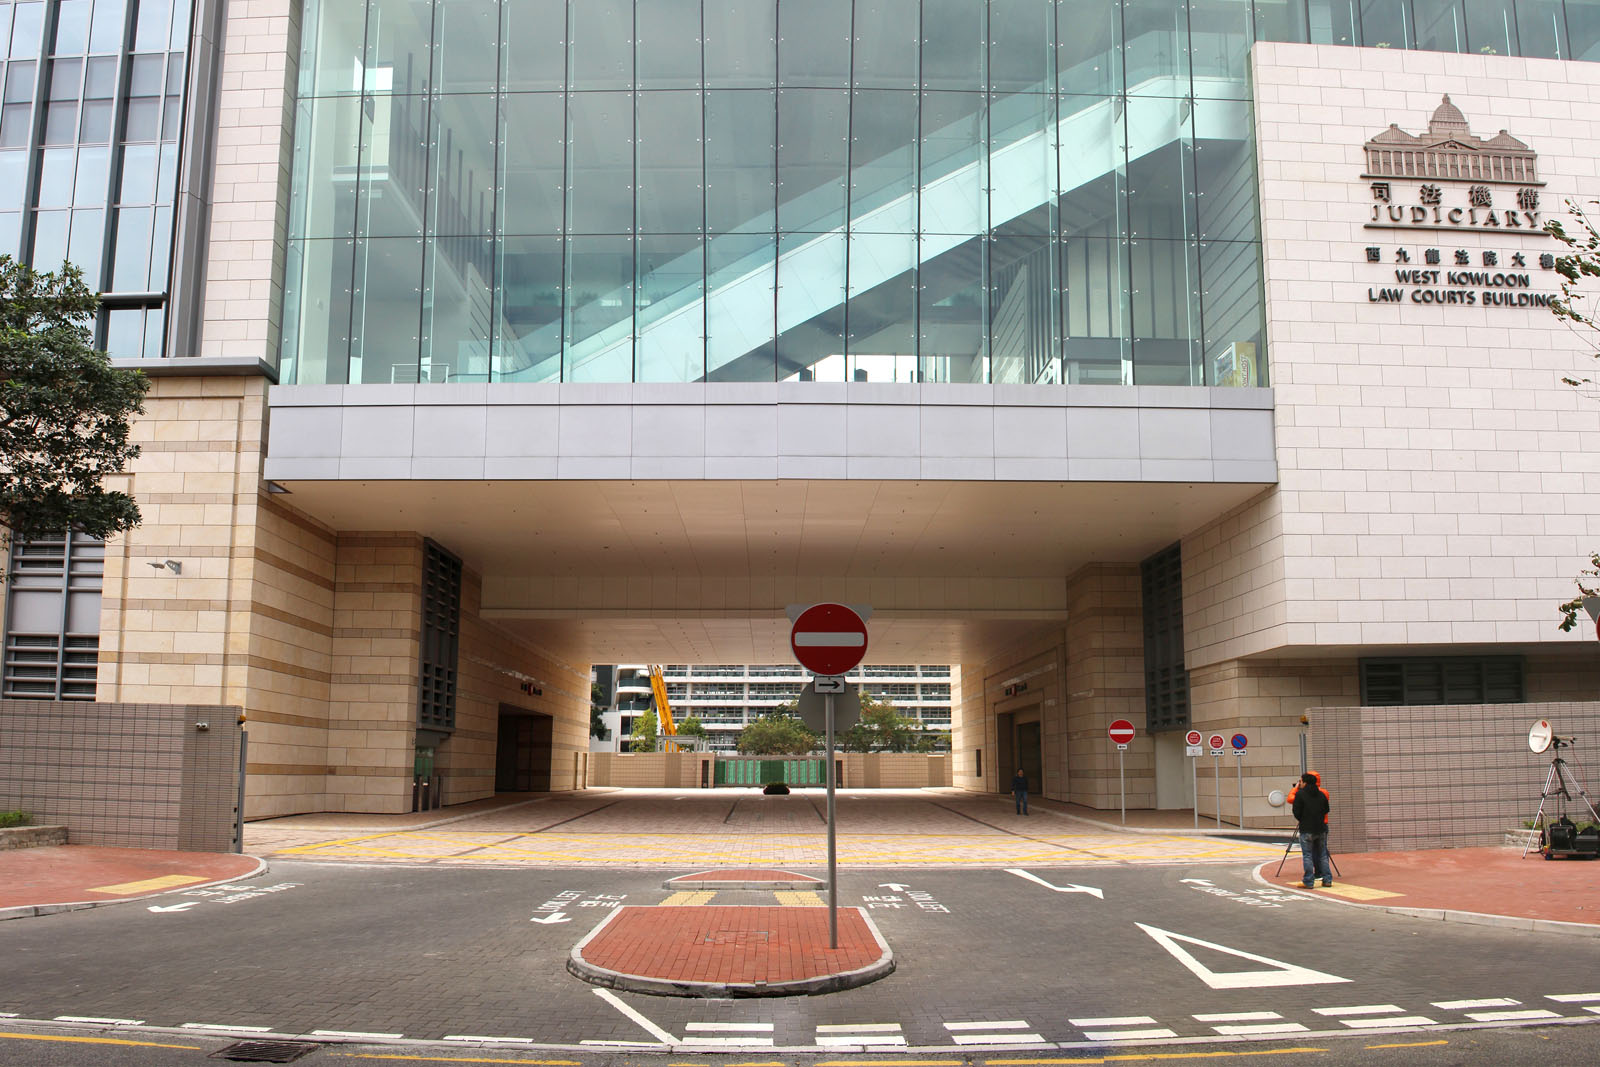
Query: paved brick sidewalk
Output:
[[0, 845, 264, 917]]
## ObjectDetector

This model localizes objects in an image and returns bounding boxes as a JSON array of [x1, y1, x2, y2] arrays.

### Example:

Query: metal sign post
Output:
[[1118, 745, 1126, 825], [1185, 730, 1202, 829], [826, 689, 837, 948], [1236, 752, 1245, 829]]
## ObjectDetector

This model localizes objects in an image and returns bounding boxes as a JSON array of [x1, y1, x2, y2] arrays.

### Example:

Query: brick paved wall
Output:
[[1312, 701, 1600, 851], [590, 752, 713, 788], [0, 699, 242, 851], [1063, 566, 1147, 809]]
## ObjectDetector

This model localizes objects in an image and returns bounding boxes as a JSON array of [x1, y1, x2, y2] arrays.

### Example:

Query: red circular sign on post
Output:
[[1208, 733, 1226, 751], [1185, 730, 1202, 746], [1108, 719, 1136, 745], [790, 603, 869, 677]]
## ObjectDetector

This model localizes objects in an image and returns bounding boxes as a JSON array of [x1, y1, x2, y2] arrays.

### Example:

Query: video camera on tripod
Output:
[[1524, 720, 1600, 861]]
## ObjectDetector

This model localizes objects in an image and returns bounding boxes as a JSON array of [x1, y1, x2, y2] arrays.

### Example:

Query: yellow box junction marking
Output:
[[337, 1056, 580, 1065], [660, 891, 716, 906], [0, 1031, 201, 1050], [1318, 884, 1402, 901], [87, 874, 208, 895], [983, 1051, 1330, 1064], [774, 890, 824, 906]]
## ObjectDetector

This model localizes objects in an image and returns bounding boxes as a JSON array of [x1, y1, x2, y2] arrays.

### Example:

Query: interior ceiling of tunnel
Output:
[[275, 478, 1267, 664]]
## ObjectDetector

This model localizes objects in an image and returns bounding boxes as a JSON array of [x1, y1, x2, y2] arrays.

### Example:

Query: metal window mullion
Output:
[[416, 9, 440, 386], [842, 0, 856, 368], [18, 0, 64, 270], [699, 0, 708, 382], [770, 3, 779, 381], [559, 1, 572, 382], [96, 0, 142, 343]]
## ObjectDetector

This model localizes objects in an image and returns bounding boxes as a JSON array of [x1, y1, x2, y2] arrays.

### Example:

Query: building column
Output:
[[1063, 564, 1149, 810]]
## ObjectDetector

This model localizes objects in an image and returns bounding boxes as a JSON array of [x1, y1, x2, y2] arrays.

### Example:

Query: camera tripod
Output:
[[1274, 831, 1342, 880], [1522, 737, 1600, 859]]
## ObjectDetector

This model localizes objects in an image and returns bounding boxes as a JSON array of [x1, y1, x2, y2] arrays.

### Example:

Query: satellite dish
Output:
[[1529, 719, 1555, 754]]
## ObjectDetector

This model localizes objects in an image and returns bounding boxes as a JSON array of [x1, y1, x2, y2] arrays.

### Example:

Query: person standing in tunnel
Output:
[[1012, 768, 1029, 815]]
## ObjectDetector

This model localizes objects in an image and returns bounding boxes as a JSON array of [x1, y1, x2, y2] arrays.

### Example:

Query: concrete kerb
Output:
[[567, 906, 896, 998], [0, 855, 270, 922], [1248, 859, 1600, 939]]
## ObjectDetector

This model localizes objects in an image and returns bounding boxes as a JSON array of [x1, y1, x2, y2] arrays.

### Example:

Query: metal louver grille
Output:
[[1141, 542, 1190, 732], [2, 533, 104, 700], [1360, 657, 1525, 706], [418, 539, 463, 731]]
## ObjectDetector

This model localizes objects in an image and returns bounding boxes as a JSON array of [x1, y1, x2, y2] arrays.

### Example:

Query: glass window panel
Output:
[[159, 91, 179, 138], [111, 205, 151, 287], [569, 0, 632, 89], [1413, 0, 1466, 50], [503, 0, 566, 90], [849, 88, 917, 232], [1309, 0, 1357, 43], [1255, 0, 1309, 41], [0, 212, 20, 259], [4, 60, 33, 102], [119, 141, 157, 202], [637, 0, 701, 89], [30, 207, 68, 268], [54, 0, 89, 53], [10, 3, 42, 59], [497, 92, 564, 235], [1123, 0, 1192, 94], [989, 206, 1058, 385], [170, 0, 190, 48], [1189, 0, 1254, 95], [67, 206, 102, 281], [1464, 0, 1515, 53], [71, 143, 106, 204], [566, 91, 633, 233], [350, 235, 424, 381], [564, 233, 634, 381], [1194, 97, 1255, 241], [846, 229, 916, 377], [705, 89, 774, 233], [705, 0, 775, 88], [282, 237, 356, 384], [776, 230, 845, 380], [37, 147, 74, 207], [129, 51, 161, 94], [919, 232, 986, 381], [494, 233, 563, 381], [1061, 235, 1131, 384], [427, 92, 496, 238], [0, 103, 30, 148], [0, 148, 25, 211], [44, 99, 78, 141], [422, 234, 493, 381], [1124, 96, 1196, 240], [1570, 0, 1600, 60], [123, 95, 159, 139], [366, 0, 434, 96], [433, 0, 498, 93], [706, 231, 775, 380], [853, 0, 919, 89], [778, 0, 849, 87], [48, 56, 82, 99], [1359, 0, 1413, 47], [302, 0, 370, 95], [636, 90, 703, 233], [1516, 0, 1565, 57], [141, 303, 163, 356], [89, 0, 125, 53], [148, 201, 170, 284], [78, 98, 111, 140], [133, 0, 169, 50], [635, 231, 704, 381], [156, 139, 176, 200], [85, 54, 114, 96], [1200, 238, 1264, 386], [1129, 236, 1201, 385], [105, 306, 143, 357], [921, 0, 984, 90], [990, 89, 1054, 233], [778, 87, 847, 231], [357, 93, 428, 238], [990, 0, 1053, 93], [919, 90, 985, 236]]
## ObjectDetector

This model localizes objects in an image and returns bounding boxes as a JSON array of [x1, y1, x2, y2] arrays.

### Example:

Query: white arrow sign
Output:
[[147, 902, 200, 913], [878, 882, 912, 893], [1179, 878, 1215, 886], [530, 912, 572, 924], [1005, 869, 1104, 899], [1135, 923, 1351, 990]]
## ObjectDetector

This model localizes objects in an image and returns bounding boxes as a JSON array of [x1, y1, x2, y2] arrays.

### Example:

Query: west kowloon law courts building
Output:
[[5, 0, 1600, 831]]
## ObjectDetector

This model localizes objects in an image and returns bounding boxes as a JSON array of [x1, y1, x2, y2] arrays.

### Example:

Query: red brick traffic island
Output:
[[569, 904, 893, 996], [664, 868, 825, 889]]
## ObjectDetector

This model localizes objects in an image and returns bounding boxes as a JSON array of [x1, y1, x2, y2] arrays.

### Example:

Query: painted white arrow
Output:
[[878, 883, 913, 892], [1005, 869, 1104, 899], [530, 912, 571, 924], [1179, 878, 1215, 886], [147, 902, 200, 913]]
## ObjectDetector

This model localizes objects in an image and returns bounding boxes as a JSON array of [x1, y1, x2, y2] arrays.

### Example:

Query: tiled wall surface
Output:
[[0, 700, 242, 851], [1314, 701, 1600, 850]]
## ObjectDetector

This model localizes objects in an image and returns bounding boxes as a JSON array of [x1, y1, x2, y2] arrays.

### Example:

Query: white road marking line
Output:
[[1211, 1023, 1310, 1036], [1338, 1017, 1438, 1029], [1432, 998, 1519, 1010], [54, 1016, 144, 1026], [684, 1022, 774, 1032], [179, 1024, 274, 1033], [1312, 1004, 1405, 1016], [593, 987, 675, 1045], [1193, 1012, 1282, 1022], [1548, 993, 1600, 1003], [681, 1036, 776, 1047], [1081, 1029, 1178, 1041], [950, 1034, 1047, 1045], [818, 1035, 908, 1046], [580, 1040, 663, 1048], [817, 1023, 903, 1032], [945, 1020, 1032, 1030], [1069, 1016, 1156, 1027], [1588, 1007, 1600, 1016], [1135, 923, 1350, 990], [1465, 1009, 1563, 1023], [310, 1030, 404, 1040], [0, 1013, 19, 1018], [443, 1036, 535, 1044]]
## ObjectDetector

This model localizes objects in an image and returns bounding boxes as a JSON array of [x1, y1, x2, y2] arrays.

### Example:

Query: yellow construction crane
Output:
[[648, 665, 679, 749]]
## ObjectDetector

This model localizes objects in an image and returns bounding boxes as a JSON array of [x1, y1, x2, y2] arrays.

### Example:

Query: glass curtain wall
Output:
[[278, 0, 1600, 388], [0, 0, 194, 358]]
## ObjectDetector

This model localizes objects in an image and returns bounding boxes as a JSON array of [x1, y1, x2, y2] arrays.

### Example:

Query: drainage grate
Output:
[[209, 1040, 321, 1063]]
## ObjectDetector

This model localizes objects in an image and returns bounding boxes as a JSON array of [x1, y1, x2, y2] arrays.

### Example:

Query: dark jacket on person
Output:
[[1292, 783, 1330, 834], [1011, 772, 1028, 795]]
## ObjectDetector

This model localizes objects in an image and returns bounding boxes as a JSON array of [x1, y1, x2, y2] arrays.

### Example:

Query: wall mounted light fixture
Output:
[[148, 559, 182, 575]]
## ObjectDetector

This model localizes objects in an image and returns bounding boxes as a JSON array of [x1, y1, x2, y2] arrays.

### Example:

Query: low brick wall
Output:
[[1312, 701, 1600, 852], [842, 753, 952, 788], [0, 825, 68, 850], [587, 752, 951, 789]]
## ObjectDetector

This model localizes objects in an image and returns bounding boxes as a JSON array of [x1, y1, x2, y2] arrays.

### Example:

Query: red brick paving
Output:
[[671, 869, 820, 883], [0, 846, 260, 909], [578, 905, 882, 984]]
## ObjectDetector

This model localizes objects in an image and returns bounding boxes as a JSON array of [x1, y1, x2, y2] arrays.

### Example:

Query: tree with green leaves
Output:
[[676, 715, 707, 738], [736, 712, 817, 755], [0, 258, 148, 551], [628, 711, 659, 753], [839, 694, 933, 753], [589, 681, 610, 740]]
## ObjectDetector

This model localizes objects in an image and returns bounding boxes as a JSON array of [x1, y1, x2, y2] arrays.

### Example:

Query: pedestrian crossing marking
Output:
[[1339, 1016, 1437, 1028], [1313, 1005, 1404, 1015], [660, 891, 715, 906], [1432, 998, 1518, 1010], [774, 891, 824, 906], [1464, 1009, 1561, 1022], [1547, 993, 1600, 1002]]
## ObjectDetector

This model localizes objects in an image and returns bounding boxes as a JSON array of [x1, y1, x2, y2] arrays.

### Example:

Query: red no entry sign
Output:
[[1108, 719, 1135, 745], [1208, 733, 1226, 752], [790, 603, 869, 677]]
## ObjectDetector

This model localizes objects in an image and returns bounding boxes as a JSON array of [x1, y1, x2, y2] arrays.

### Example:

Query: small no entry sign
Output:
[[790, 603, 869, 677], [1108, 719, 1135, 745]]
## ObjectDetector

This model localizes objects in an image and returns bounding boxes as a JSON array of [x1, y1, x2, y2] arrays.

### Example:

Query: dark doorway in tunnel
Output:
[[496, 705, 553, 792]]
